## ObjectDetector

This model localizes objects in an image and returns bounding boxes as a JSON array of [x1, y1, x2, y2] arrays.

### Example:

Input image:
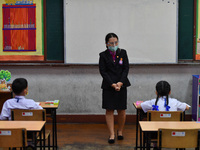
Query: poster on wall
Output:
[[0, 0, 44, 61], [196, 0, 200, 60]]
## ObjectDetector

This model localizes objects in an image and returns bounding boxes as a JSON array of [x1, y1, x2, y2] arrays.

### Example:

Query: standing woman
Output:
[[99, 33, 131, 144]]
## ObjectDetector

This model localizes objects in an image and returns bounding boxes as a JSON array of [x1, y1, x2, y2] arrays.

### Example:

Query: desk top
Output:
[[133, 103, 137, 109], [0, 89, 11, 93], [133, 102, 142, 109], [139, 121, 200, 131], [0, 121, 45, 131], [39, 102, 59, 109]]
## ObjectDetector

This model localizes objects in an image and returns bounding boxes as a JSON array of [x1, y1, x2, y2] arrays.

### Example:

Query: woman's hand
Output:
[[111, 82, 123, 91], [111, 83, 117, 89], [111, 83, 120, 91], [117, 82, 123, 89]]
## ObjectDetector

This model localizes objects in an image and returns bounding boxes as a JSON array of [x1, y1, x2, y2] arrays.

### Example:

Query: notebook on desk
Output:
[[136, 101, 143, 106]]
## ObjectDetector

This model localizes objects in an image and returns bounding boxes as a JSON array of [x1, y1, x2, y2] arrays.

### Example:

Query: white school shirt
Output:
[[140, 97, 190, 113], [0, 96, 43, 120]]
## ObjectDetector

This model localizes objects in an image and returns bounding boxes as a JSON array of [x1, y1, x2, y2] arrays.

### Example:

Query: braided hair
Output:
[[155, 81, 171, 107]]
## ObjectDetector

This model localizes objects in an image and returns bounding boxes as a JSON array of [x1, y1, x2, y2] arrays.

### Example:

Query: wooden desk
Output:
[[139, 121, 200, 131], [133, 102, 186, 150], [40, 102, 59, 150], [133, 102, 147, 150], [0, 121, 46, 150], [139, 121, 200, 150]]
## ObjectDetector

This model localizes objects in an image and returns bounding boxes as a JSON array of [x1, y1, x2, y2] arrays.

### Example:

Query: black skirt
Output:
[[102, 87, 127, 110]]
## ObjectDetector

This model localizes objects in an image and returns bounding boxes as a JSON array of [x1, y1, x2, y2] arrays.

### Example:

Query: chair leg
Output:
[[48, 134, 50, 150]]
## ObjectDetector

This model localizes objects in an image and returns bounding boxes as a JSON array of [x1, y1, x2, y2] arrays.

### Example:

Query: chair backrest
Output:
[[0, 128, 27, 148], [147, 110, 183, 121], [11, 109, 46, 121], [158, 128, 199, 148]]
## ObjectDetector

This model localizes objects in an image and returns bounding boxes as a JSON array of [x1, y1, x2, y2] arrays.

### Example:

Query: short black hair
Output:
[[12, 78, 28, 95], [105, 33, 118, 44]]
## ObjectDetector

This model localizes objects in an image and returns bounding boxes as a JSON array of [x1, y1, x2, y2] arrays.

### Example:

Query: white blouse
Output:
[[140, 97, 190, 113], [0, 96, 42, 120]]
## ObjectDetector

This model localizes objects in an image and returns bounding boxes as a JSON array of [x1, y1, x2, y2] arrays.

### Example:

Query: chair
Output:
[[147, 110, 184, 121], [0, 128, 27, 149], [11, 109, 50, 150], [146, 110, 184, 149], [11, 109, 46, 121], [158, 128, 199, 149]]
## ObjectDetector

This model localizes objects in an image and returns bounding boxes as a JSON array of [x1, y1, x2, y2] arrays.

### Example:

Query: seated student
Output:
[[0, 78, 42, 120], [137, 80, 190, 112]]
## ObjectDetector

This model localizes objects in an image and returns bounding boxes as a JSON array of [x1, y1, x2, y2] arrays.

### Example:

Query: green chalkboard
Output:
[[178, 0, 194, 60], [46, 0, 64, 61]]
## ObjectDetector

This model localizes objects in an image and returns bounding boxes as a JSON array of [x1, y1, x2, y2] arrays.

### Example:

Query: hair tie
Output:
[[164, 97, 170, 111], [165, 105, 170, 111], [152, 105, 159, 111]]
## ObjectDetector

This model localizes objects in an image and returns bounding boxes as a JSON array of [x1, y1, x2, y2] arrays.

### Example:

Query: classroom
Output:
[[0, 0, 200, 149]]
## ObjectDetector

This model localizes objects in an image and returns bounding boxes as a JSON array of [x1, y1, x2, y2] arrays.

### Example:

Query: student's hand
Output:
[[137, 104, 142, 109], [185, 105, 190, 110]]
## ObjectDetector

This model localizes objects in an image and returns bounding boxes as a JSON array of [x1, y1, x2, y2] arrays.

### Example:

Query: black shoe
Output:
[[108, 137, 115, 144], [117, 130, 124, 140]]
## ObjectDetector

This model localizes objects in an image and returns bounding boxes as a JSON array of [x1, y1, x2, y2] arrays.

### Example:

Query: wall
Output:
[[1, 64, 199, 115]]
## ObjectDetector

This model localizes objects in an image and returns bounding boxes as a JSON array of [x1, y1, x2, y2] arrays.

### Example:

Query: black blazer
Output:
[[99, 48, 131, 89]]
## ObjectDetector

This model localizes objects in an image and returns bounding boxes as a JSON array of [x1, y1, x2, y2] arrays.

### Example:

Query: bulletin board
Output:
[[64, 0, 178, 64], [196, 0, 200, 60], [0, 0, 44, 61]]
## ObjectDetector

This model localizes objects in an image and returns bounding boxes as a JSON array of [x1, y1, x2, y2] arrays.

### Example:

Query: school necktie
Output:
[[15, 97, 21, 103]]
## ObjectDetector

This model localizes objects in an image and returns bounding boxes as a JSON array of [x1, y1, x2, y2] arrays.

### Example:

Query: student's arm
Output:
[[0, 102, 10, 120], [34, 103, 43, 109], [137, 103, 142, 109], [137, 100, 155, 113], [175, 99, 190, 111]]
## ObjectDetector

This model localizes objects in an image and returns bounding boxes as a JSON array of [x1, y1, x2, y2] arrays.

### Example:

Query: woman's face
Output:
[[106, 37, 118, 47]]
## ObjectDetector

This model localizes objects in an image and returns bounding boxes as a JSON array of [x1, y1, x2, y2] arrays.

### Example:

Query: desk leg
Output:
[[34, 132, 37, 150], [140, 110, 142, 150], [136, 109, 139, 149], [143, 131, 145, 150], [39, 130, 42, 150], [52, 110, 55, 150], [43, 125, 45, 150], [52, 109, 57, 150], [54, 109, 57, 150], [147, 132, 150, 150]]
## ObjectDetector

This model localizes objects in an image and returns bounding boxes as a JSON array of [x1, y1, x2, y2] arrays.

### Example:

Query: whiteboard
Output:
[[64, 0, 178, 64]]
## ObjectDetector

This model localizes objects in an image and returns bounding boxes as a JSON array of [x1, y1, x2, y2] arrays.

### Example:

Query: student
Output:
[[137, 80, 190, 112], [0, 78, 42, 120]]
